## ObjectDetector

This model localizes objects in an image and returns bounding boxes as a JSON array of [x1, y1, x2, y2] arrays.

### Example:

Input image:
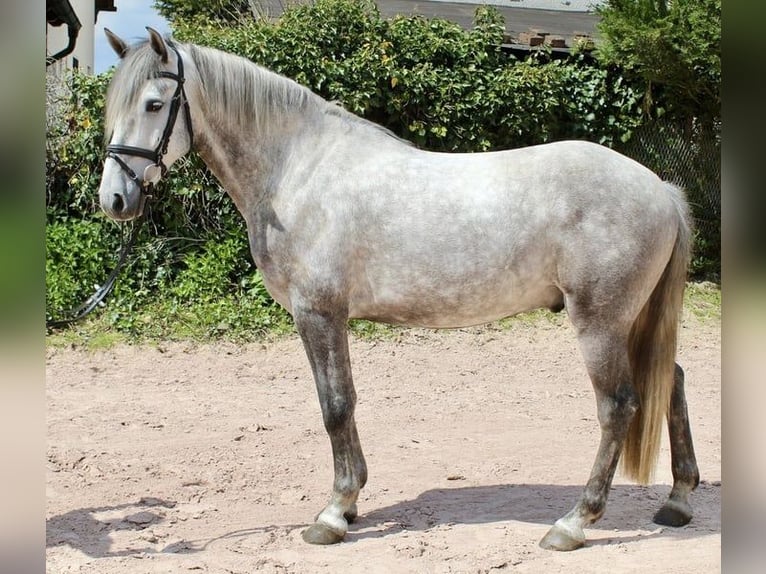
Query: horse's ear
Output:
[[146, 27, 168, 63], [104, 28, 128, 59]]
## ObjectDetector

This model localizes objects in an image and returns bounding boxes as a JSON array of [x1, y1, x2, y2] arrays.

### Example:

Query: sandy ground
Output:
[[46, 313, 720, 573]]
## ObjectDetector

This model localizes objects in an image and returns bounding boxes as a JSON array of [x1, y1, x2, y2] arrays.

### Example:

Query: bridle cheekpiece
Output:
[[106, 42, 193, 196]]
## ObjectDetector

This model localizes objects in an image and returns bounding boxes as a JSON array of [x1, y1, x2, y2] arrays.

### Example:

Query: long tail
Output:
[[622, 183, 692, 484]]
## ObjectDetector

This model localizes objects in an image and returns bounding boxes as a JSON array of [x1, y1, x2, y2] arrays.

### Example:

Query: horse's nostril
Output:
[[111, 193, 125, 213]]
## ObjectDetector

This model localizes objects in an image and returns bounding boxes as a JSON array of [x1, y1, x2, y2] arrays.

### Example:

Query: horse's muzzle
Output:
[[111, 193, 125, 213], [100, 186, 146, 221]]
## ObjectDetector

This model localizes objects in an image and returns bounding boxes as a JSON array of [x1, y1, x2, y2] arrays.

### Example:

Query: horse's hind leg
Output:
[[653, 363, 699, 526], [540, 328, 638, 551], [293, 306, 367, 545]]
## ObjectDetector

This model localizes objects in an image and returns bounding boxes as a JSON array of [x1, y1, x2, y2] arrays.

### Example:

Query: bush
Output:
[[173, 1, 642, 150], [46, 220, 118, 319]]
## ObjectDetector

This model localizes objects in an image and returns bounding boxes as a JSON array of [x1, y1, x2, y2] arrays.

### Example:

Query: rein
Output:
[[46, 216, 144, 330], [47, 43, 194, 330]]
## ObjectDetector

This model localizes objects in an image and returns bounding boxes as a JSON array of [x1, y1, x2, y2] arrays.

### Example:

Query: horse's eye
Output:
[[146, 100, 163, 112]]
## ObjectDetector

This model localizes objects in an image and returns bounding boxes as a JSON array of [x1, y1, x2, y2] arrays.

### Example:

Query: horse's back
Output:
[[261, 137, 682, 327], [331, 140, 678, 326]]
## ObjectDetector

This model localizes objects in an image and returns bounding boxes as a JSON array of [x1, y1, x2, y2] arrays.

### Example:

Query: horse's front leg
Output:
[[293, 305, 367, 545]]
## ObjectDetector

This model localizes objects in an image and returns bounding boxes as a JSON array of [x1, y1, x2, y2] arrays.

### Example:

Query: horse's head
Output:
[[98, 27, 194, 220]]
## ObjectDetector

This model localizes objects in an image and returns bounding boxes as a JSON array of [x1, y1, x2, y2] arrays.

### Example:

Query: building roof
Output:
[[96, 0, 117, 18], [424, 0, 604, 12], [375, 0, 601, 54], [46, 0, 81, 30]]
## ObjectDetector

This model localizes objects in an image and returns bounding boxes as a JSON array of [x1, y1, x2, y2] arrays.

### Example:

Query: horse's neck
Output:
[[193, 97, 320, 215], [189, 59, 401, 213]]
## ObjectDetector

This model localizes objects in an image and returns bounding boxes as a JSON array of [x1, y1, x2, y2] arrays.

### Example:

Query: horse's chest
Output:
[[245, 220, 295, 312]]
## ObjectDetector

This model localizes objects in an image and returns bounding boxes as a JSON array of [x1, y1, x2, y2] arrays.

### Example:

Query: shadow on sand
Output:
[[47, 481, 720, 558]]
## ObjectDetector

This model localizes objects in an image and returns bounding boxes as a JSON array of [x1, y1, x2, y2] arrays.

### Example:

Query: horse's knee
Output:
[[320, 394, 355, 434]]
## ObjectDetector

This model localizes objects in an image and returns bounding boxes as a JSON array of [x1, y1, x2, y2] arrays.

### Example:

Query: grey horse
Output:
[[97, 28, 699, 551]]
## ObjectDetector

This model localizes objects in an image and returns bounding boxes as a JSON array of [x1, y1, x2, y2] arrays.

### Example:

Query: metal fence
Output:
[[617, 119, 721, 279]]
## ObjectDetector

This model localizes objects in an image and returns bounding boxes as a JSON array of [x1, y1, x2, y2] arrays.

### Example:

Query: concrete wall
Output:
[[47, 0, 96, 74]]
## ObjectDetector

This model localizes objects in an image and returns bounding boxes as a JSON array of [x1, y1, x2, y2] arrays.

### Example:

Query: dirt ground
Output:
[[46, 312, 720, 574]]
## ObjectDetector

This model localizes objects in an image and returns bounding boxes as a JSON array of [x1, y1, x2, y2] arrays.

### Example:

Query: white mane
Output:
[[105, 38, 408, 146]]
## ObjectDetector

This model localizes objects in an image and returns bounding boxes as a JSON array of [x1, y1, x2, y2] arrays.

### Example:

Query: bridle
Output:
[[106, 42, 194, 196]]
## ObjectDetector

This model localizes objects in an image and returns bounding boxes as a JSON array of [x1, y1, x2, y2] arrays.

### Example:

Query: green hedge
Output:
[[45, 0, 717, 338], [171, 1, 642, 151]]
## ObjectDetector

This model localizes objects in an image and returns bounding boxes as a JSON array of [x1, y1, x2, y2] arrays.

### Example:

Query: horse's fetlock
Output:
[[357, 464, 368, 489], [582, 492, 607, 521], [334, 474, 362, 496], [572, 480, 609, 522], [674, 362, 685, 382], [689, 468, 700, 490]]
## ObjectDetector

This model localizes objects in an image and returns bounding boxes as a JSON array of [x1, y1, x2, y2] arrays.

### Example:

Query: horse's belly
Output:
[[349, 276, 563, 329]]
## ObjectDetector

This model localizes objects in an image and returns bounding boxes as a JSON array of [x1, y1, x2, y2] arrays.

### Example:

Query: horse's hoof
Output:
[[301, 523, 345, 545], [653, 499, 693, 527], [539, 523, 585, 551]]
